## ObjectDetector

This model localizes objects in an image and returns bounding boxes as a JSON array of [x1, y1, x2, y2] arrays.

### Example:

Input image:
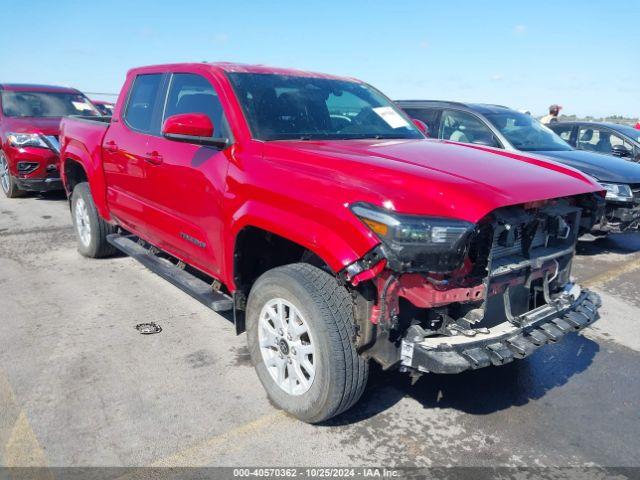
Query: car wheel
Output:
[[71, 182, 116, 258], [0, 151, 25, 198], [246, 263, 369, 423]]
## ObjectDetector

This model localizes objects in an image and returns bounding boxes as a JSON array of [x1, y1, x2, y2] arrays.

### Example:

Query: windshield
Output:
[[611, 124, 640, 143], [227, 73, 423, 141], [1, 91, 100, 118], [485, 111, 573, 152]]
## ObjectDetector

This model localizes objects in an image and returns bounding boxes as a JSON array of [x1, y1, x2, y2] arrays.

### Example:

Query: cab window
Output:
[[164, 73, 231, 138], [124, 74, 164, 134], [440, 110, 500, 147]]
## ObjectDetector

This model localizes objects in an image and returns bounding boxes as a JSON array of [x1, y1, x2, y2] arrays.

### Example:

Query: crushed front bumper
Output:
[[595, 204, 640, 232], [400, 288, 601, 374]]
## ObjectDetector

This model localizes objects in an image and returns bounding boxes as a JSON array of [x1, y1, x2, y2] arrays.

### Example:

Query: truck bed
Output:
[[59, 115, 111, 160]]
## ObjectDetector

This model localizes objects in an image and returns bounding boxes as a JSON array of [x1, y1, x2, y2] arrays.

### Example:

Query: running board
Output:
[[107, 234, 233, 312]]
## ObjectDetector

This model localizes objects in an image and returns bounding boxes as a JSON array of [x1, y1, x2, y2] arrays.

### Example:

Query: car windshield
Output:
[[484, 111, 573, 152], [227, 72, 423, 141], [1, 91, 100, 118], [611, 124, 640, 143]]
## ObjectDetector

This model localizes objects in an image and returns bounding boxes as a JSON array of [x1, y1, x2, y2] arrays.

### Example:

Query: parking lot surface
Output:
[[1, 192, 639, 469]]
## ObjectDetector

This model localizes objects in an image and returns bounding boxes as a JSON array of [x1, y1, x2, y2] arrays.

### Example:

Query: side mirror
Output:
[[162, 113, 214, 138], [162, 113, 228, 148], [611, 144, 631, 158], [412, 119, 429, 137]]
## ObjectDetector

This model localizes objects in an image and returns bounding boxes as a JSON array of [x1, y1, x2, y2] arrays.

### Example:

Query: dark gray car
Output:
[[396, 100, 640, 232], [548, 121, 640, 162]]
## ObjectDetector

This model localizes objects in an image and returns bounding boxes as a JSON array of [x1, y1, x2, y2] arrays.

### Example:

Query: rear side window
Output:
[[124, 74, 163, 133], [402, 108, 440, 135], [552, 124, 574, 144], [164, 73, 230, 138], [440, 110, 501, 147]]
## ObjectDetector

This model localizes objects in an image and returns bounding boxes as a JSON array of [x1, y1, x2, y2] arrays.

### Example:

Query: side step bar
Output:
[[107, 234, 233, 312]]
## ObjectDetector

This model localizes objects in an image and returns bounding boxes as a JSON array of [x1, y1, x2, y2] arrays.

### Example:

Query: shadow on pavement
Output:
[[328, 332, 599, 425], [35, 190, 68, 201], [577, 232, 640, 256]]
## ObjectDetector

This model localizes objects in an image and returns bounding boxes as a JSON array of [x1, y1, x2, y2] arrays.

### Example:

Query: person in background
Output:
[[635, 121, 640, 130], [540, 104, 562, 125]]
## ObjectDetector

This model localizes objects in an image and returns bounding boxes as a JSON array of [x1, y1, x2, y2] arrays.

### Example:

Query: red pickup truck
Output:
[[0, 83, 100, 197], [59, 63, 604, 423]]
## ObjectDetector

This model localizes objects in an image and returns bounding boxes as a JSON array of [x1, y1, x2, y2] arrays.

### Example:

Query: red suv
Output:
[[0, 83, 100, 197]]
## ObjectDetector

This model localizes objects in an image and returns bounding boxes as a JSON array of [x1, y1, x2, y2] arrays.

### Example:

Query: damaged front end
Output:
[[593, 184, 640, 233], [343, 194, 602, 376]]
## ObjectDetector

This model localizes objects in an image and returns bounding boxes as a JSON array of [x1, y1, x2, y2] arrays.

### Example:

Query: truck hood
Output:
[[263, 139, 602, 223], [2, 117, 62, 136], [536, 149, 640, 184]]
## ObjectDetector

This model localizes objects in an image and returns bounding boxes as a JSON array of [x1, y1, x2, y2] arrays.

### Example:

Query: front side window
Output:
[[1, 91, 99, 118], [577, 127, 633, 155], [484, 111, 572, 152], [227, 72, 423, 141], [164, 73, 230, 138], [610, 124, 640, 144], [439, 110, 500, 147], [124, 74, 163, 133]]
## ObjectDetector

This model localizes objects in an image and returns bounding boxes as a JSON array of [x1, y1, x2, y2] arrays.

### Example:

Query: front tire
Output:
[[246, 263, 369, 423], [0, 151, 25, 198], [71, 182, 116, 258]]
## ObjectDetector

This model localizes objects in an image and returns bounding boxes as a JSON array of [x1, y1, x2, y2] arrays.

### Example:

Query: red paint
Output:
[[162, 113, 213, 138], [0, 84, 94, 189], [59, 62, 603, 295], [350, 259, 387, 287]]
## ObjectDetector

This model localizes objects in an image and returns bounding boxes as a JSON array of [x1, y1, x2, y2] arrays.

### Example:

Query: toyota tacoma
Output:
[[59, 63, 604, 423]]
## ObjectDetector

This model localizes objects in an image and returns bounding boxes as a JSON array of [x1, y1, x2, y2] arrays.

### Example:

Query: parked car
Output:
[[91, 100, 115, 116], [60, 63, 603, 423], [397, 101, 640, 233], [0, 83, 100, 198], [548, 121, 640, 162]]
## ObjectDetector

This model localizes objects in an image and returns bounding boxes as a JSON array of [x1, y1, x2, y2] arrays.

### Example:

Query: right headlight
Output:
[[600, 182, 633, 202], [351, 203, 475, 273], [6, 132, 49, 149]]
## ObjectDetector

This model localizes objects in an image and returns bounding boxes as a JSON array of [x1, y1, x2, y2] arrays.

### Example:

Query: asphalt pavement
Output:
[[1, 191, 639, 471]]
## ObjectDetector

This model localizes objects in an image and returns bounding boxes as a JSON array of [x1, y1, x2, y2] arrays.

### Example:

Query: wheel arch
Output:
[[61, 146, 111, 221]]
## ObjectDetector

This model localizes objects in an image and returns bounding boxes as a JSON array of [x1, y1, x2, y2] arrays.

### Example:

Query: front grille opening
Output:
[[17, 162, 39, 175]]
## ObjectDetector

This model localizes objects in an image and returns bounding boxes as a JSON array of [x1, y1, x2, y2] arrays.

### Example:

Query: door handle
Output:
[[144, 151, 163, 165], [104, 140, 119, 153]]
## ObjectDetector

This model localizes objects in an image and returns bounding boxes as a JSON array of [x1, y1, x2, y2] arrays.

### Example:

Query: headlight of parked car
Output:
[[600, 183, 634, 202], [351, 203, 475, 273], [6, 133, 49, 149]]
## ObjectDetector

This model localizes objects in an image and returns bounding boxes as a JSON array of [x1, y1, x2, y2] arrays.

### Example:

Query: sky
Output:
[[1, 0, 638, 117]]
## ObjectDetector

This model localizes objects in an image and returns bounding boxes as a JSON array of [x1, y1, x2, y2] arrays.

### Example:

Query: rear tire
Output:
[[246, 263, 368, 423], [71, 182, 116, 258], [0, 151, 25, 198]]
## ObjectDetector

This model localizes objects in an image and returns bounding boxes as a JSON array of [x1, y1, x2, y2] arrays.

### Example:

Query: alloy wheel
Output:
[[74, 197, 92, 247], [0, 153, 10, 194], [258, 298, 316, 396]]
